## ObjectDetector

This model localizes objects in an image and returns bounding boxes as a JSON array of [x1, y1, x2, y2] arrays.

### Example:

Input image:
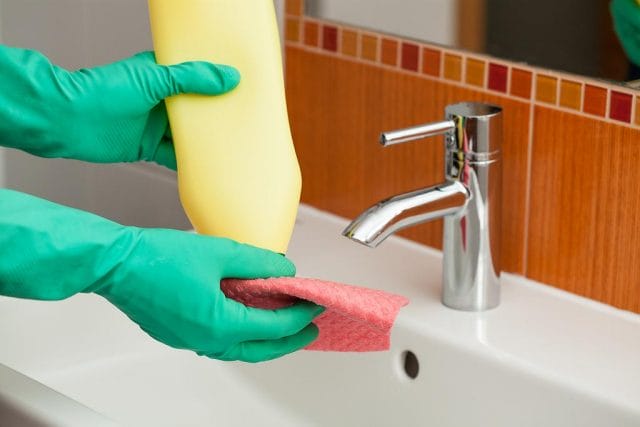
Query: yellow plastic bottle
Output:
[[147, 0, 301, 253]]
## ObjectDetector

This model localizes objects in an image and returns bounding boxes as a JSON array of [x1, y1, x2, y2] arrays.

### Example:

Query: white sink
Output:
[[1, 205, 639, 426]]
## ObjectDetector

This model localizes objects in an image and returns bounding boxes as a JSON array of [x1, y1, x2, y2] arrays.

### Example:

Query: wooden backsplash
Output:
[[283, 4, 640, 313]]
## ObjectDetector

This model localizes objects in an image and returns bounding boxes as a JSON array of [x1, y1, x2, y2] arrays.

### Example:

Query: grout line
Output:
[[484, 61, 489, 88], [522, 99, 536, 276], [287, 41, 640, 129], [417, 41, 424, 74], [461, 51, 467, 86], [318, 20, 324, 49]]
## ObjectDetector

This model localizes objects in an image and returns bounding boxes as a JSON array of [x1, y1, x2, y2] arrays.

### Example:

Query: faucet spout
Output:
[[342, 180, 468, 248]]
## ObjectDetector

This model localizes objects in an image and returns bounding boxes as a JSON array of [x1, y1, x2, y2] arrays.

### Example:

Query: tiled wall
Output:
[[284, 0, 640, 313]]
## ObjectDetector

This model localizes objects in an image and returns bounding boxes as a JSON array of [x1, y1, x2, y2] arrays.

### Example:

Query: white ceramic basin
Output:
[[1, 205, 639, 426]]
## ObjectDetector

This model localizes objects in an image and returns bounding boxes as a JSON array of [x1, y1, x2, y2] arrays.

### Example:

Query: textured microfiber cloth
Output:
[[221, 277, 409, 352]]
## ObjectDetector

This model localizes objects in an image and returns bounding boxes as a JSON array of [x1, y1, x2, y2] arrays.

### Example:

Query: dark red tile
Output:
[[488, 63, 508, 93], [322, 25, 338, 52], [609, 91, 632, 123], [401, 42, 419, 72]]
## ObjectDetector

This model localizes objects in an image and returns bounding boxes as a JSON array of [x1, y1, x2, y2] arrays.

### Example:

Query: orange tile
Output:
[[443, 54, 462, 81], [465, 58, 485, 87], [635, 97, 640, 126], [583, 85, 608, 117], [285, 0, 303, 16], [285, 18, 300, 43], [360, 34, 378, 62], [536, 75, 557, 104], [381, 38, 399, 66], [341, 29, 358, 57], [559, 80, 582, 110], [422, 47, 441, 77], [304, 21, 319, 47], [510, 68, 532, 99]]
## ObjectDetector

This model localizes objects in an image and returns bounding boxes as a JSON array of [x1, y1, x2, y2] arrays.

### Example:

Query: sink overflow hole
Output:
[[402, 351, 419, 380]]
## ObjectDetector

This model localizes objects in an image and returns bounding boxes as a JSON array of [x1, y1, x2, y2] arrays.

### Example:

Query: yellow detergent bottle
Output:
[[147, 0, 301, 253]]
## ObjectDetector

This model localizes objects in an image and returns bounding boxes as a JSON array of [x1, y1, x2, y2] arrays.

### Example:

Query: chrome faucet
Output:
[[343, 102, 503, 311]]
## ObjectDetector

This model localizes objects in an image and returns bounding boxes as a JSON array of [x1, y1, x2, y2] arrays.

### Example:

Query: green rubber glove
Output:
[[611, 0, 640, 67], [0, 189, 323, 362], [0, 44, 240, 170]]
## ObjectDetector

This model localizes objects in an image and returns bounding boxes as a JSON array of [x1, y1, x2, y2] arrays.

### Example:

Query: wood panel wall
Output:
[[285, 46, 640, 313]]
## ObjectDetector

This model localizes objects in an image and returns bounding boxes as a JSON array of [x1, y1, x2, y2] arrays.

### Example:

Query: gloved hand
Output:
[[0, 44, 240, 170], [611, 0, 640, 67], [0, 189, 323, 362]]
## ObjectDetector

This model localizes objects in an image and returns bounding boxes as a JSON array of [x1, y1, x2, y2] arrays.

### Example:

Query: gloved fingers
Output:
[[152, 139, 177, 171], [143, 101, 177, 170], [225, 299, 325, 342], [213, 323, 320, 363], [611, 0, 640, 65], [214, 238, 296, 278], [129, 51, 240, 104]]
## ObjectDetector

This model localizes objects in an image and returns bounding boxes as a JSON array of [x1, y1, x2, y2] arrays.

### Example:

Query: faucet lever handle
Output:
[[380, 120, 456, 146]]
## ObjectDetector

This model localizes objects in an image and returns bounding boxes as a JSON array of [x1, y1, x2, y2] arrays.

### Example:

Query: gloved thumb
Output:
[[132, 52, 241, 103]]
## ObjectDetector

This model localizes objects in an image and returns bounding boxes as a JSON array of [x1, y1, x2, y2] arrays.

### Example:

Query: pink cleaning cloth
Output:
[[221, 277, 409, 352]]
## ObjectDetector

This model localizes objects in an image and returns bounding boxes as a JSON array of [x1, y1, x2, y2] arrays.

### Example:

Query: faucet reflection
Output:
[[343, 102, 503, 311]]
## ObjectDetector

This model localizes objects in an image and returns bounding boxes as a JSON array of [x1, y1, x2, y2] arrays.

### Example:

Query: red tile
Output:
[[422, 47, 441, 77], [488, 63, 508, 93], [401, 42, 419, 72], [322, 25, 338, 52], [583, 85, 608, 117], [609, 91, 632, 123]]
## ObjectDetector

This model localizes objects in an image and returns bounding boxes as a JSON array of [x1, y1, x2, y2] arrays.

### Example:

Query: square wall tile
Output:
[[422, 47, 441, 77], [401, 42, 419, 72], [559, 80, 582, 110], [536, 75, 558, 104], [610, 91, 632, 123], [360, 34, 379, 61], [381, 38, 399, 66], [583, 85, 608, 117], [466, 58, 485, 87], [285, 18, 300, 43], [304, 21, 319, 47], [443, 54, 462, 81], [322, 25, 338, 52], [510, 68, 532, 99], [341, 29, 358, 57], [488, 63, 508, 92], [286, 0, 303, 15]]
